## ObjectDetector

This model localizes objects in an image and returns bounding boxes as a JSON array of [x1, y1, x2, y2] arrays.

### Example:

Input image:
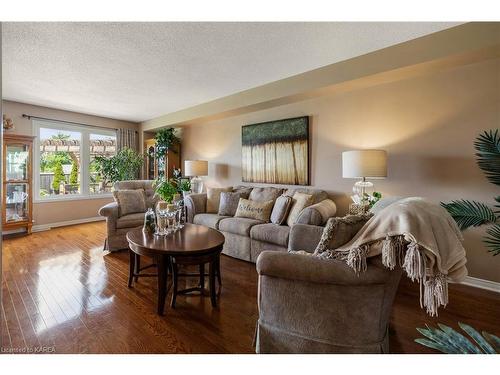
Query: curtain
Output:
[[116, 128, 138, 151]]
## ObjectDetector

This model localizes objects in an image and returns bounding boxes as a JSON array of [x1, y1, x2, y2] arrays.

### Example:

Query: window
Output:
[[34, 120, 117, 201]]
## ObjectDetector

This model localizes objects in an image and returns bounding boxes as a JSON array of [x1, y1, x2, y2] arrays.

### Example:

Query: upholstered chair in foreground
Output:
[[255, 224, 402, 353]]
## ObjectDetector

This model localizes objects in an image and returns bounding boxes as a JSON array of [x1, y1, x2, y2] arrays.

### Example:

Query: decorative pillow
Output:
[[314, 214, 373, 254], [234, 198, 274, 222], [112, 189, 146, 217], [286, 192, 314, 227], [218, 192, 243, 216], [248, 187, 283, 202], [232, 186, 253, 199], [206, 187, 232, 213], [270, 195, 293, 225]]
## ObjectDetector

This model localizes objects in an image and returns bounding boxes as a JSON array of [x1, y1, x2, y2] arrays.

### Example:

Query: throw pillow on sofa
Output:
[[286, 192, 313, 226], [112, 189, 146, 216], [234, 198, 274, 222], [207, 187, 232, 213], [314, 213, 373, 255], [218, 191, 244, 216], [270, 195, 293, 225]]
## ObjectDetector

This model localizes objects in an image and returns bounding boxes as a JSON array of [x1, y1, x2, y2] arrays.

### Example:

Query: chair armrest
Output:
[[184, 193, 207, 223], [98, 202, 119, 218], [288, 224, 324, 253], [256, 251, 392, 285], [296, 199, 337, 225]]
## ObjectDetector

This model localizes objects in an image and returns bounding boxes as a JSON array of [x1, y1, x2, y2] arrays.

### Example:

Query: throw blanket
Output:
[[319, 197, 467, 316]]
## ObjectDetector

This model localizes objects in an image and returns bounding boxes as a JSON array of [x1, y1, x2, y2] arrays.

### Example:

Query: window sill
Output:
[[34, 193, 113, 204]]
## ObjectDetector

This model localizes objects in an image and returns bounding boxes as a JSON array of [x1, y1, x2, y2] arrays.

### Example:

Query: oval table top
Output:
[[126, 223, 225, 256]]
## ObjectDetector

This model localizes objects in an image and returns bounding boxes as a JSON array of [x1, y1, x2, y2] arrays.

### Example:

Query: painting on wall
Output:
[[242, 116, 309, 185]]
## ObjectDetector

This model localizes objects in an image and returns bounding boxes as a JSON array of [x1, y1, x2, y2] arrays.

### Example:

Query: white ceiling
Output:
[[2, 22, 460, 123]]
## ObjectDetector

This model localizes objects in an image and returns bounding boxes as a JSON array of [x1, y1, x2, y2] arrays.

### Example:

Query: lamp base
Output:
[[190, 176, 204, 194], [352, 179, 374, 205]]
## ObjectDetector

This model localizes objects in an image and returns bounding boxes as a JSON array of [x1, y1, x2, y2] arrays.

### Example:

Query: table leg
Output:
[[216, 256, 222, 288], [157, 255, 168, 315], [199, 263, 205, 290], [134, 253, 141, 282], [170, 261, 179, 308], [209, 259, 217, 307], [128, 249, 135, 288]]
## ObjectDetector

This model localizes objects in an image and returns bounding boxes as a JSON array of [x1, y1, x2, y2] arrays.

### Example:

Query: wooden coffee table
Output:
[[126, 224, 225, 315]]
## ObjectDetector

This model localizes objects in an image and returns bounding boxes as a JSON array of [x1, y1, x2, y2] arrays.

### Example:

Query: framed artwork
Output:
[[242, 116, 309, 185]]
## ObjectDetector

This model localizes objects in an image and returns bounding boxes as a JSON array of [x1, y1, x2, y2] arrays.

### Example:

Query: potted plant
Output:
[[153, 177, 178, 204], [154, 128, 180, 178], [94, 147, 144, 189]]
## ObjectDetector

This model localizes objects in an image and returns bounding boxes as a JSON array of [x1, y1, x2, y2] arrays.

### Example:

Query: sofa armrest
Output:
[[99, 202, 119, 218], [184, 193, 207, 223], [257, 251, 392, 285], [296, 199, 337, 225], [288, 224, 324, 253]]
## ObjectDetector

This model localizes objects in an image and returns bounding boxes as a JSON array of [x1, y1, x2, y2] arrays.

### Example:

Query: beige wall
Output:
[[179, 58, 500, 282], [2, 100, 139, 227]]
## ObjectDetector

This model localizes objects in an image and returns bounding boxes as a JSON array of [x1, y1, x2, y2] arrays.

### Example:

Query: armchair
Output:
[[255, 224, 402, 353]]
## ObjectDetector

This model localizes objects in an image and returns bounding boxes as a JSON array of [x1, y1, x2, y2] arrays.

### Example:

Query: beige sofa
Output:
[[184, 186, 337, 262], [255, 223, 403, 353], [98, 180, 157, 251]]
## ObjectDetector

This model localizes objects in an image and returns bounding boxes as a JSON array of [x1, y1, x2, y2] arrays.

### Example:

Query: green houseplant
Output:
[[154, 128, 180, 157], [441, 129, 500, 255], [153, 177, 178, 204], [415, 322, 499, 354], [94, 147, 144, 187]]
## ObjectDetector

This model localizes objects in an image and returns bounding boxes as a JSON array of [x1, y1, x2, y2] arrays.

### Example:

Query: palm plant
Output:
[[441, 129, 500, 255], [415, 322, 499, 354]]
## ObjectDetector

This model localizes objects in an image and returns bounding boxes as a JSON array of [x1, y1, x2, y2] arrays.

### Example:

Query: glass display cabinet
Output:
[[143, 138, 181, 180], [2, 134, 35, 234]]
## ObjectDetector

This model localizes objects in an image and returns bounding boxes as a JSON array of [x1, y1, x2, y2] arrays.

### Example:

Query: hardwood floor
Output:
[[1, 222, 499, 354]]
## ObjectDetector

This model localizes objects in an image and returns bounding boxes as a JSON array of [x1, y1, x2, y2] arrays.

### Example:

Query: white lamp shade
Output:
[[342, 150, 387, 179], [184, 160, 208, 177]]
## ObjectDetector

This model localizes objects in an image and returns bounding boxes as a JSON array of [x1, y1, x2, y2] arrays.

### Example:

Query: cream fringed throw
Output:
[[318, 197, 467, 316]]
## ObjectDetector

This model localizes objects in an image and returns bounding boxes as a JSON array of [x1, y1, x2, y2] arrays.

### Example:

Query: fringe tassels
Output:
[[423, 273, 449, 317], [381, 235, 405, 270], [402, 241, 426, 281], [346, 245, 369, 274]]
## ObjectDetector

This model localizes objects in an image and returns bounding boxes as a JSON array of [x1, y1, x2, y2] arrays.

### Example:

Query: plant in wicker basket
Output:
[[441, 129, 500, 255]]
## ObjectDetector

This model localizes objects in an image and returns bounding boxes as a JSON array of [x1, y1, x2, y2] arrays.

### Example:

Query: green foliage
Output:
[[441, 200, 496, 230], [415, 322, 499, 354], [178, 179, 191, 192], [51, 161, 65, 192], [153, 177, 178, 203], [366, 191, 382, 208], [474, 129, 500, 186], [40, 152, 72, 172], [442, 129, 500, 256], [69, 160, 79, 185], [242, 117, 308, 146], [154, 128, 180, 158], [93, 147, 144, 185]]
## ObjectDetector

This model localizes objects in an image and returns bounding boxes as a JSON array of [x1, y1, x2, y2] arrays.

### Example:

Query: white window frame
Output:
[[33, 119, 116, 202]]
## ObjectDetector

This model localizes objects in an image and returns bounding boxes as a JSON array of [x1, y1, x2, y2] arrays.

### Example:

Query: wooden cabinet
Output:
[[144, 138, 181, 180], [2, 134, 35, 234]]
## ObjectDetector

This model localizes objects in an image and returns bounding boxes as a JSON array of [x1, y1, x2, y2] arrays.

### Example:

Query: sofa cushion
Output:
[[235, 198, 274, 222], [193, 213, 230, 229], [250, 223, 290, 247], [116, 212, 145, 229], [113, 189, 146, 216], [114, 180, 157, 208], [218, 191, 244, 216], [270, 195, 293, 225], [207, 187, 232, 213], [249, 187, 283, 203], [286, 192, 314, 227], [296, 199, 337, 226], [219, 217, 263, 236], [232, 186, 253, 199], [314, 214, 372, 254], [284, 188, 328, 204]]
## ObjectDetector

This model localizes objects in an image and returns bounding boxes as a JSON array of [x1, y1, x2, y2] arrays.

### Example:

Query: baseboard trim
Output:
[[460, 276, 500, 293], [32, 216, 105, 232]]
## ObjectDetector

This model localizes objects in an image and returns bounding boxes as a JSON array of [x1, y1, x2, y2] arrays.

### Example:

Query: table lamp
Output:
[[342, 150, 387, 205], [184, 160, 208, 194]]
